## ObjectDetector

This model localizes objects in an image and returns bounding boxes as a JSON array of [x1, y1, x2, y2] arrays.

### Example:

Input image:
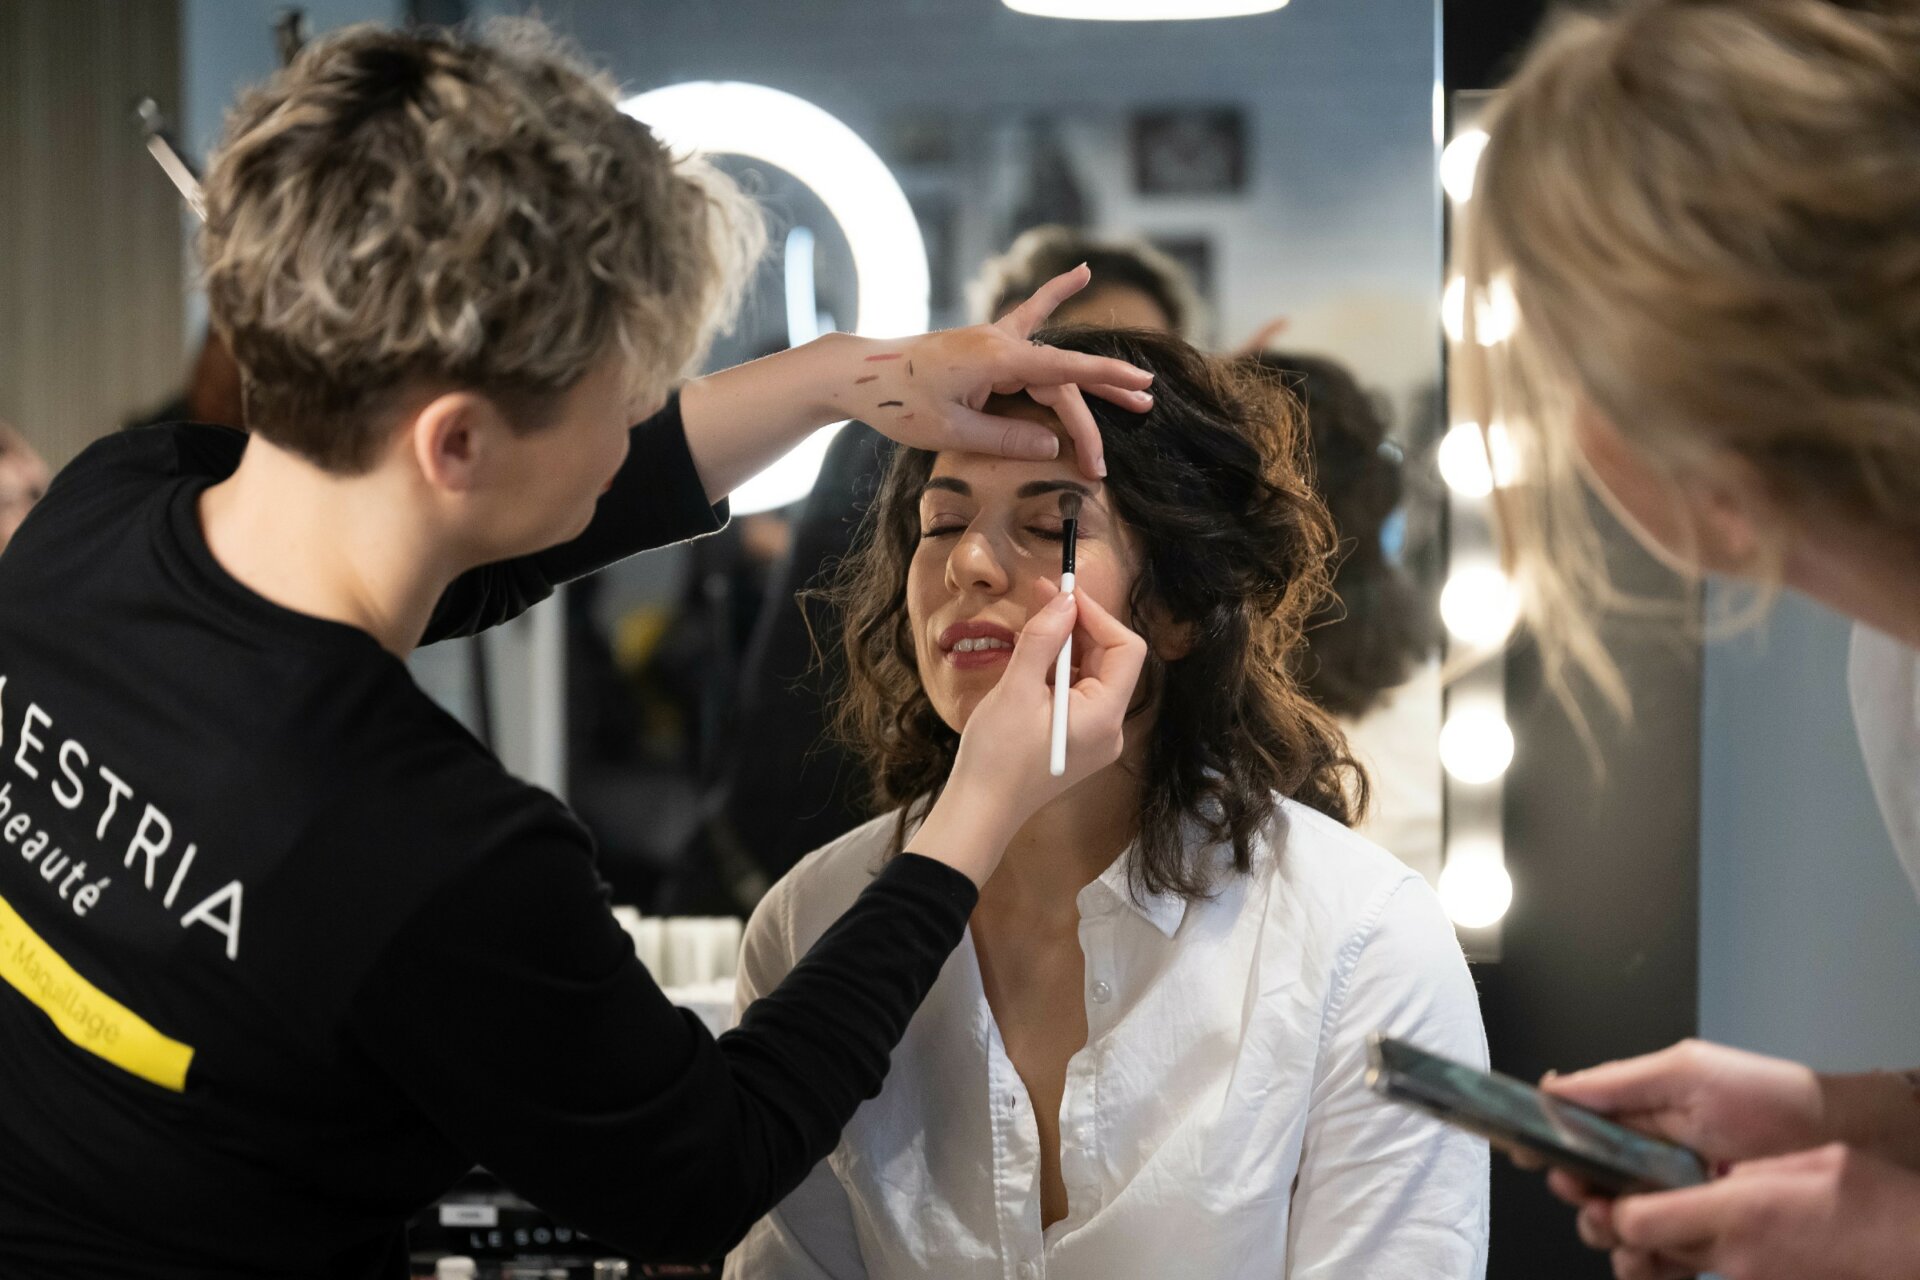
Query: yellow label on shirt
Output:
[[0, 891, 193, 1092]]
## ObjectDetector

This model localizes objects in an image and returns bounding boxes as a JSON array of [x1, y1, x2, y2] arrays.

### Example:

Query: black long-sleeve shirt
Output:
[[0, 402, 975, 1278]]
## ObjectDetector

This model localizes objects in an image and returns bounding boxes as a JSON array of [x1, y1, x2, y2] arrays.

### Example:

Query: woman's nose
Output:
[[946, 529, 1010, 596]]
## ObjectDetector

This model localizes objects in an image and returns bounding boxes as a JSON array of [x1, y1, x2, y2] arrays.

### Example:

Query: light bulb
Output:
[[1438, 422, 1494, 498], [1440, 709, 1515, 784], [1442, 566, 1521, 647], [1438, 420, 1521, 497], [1439, 850, 1514, 927], [1475, 272, 1520, 346], [1003, 0, 1288, 16], [1442, 276, 1467, 345], [1441, 129, 1490, 204], [621, 82, 929, 515]]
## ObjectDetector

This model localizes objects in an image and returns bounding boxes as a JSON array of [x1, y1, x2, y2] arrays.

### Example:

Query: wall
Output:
[[180, 0, 404, 345], [0, 0, 184, 468], [480, 0, 1442, 411], [1699, 587, 1920, 1068]]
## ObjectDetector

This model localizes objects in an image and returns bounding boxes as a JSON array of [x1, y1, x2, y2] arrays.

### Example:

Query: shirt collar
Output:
[[1079, 840, 1189, 939], [1082, 809, 1262, 939], [911, 810, 1220, 939]]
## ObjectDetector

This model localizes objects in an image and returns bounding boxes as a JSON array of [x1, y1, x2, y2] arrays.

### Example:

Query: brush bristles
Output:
[[1058, 492, 1080, 577]]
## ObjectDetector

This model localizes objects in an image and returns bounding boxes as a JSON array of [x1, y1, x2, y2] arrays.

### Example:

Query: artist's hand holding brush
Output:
[[678, 264, 1153, 501], [913, 579, 1146, 887]]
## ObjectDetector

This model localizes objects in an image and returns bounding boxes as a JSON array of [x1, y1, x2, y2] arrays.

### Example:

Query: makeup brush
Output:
[[1049, 491, 1082, 777]]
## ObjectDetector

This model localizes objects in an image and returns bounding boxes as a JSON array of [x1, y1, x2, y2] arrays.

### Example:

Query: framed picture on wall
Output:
[[885, 110, 960, 168], [1131, 108, 1247, 195]]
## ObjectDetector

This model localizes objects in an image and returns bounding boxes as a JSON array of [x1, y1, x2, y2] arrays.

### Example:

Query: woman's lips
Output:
[[949, 644, 1012, 670], [938, 619, 1019, 670]]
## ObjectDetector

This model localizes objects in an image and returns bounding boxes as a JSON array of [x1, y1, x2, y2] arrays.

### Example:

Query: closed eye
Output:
[[919, 523, 966, 540]]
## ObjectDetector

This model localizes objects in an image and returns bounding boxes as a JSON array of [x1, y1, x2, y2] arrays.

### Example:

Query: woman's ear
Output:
[[1676, 452, 1772, 576], [1572, 400, 1772, 578], [411, 390, 505, 496]]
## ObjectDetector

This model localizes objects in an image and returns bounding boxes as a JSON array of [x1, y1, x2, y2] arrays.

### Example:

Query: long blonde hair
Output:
[[1464, 0, 1920, 710]]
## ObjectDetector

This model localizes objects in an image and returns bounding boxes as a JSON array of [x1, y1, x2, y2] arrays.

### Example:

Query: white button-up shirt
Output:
[[726, 799, 1489, 1280]]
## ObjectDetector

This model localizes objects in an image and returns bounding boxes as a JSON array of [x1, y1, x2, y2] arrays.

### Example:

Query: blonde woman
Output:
[[0, 20, 1155, 1277], [1462, 2, 1920, 1277]]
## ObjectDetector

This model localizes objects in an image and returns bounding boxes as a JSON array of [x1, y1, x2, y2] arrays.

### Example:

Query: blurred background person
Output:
[[591, 509, 797, 906], [125, 330, 245, 432], [0, 425, 50, 557], [659, 421, 887, 913], [970, 224, 1206, 340], [1253, 350, 1441, 874]]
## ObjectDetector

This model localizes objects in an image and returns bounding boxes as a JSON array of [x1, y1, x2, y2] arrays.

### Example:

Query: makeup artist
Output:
[[0, 20, 1152, 1279], [1463, 2, 1920, 1277]]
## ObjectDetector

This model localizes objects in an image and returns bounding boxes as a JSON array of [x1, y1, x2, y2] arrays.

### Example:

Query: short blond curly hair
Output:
[[200, 19, 764, 473]]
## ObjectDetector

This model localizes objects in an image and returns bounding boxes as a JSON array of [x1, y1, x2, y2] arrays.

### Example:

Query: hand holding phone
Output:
[[1366, 1033, 1709, 1194]]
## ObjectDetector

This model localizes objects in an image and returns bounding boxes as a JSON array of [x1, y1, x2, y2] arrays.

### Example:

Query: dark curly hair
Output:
[[823, 326, 1365, 902], [1249, 352, 1435, 719]]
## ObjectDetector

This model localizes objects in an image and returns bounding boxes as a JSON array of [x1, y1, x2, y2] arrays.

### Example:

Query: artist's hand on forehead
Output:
[[842, 265, 1152, 480]]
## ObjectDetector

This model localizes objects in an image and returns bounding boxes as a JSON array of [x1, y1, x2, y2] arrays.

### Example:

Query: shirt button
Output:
[[1089, 979, 1112, 1004]]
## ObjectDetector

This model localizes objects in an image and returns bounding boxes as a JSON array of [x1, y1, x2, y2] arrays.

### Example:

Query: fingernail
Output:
[[1047, 590, 1074, 613], [1096, 455, 1108, 478]]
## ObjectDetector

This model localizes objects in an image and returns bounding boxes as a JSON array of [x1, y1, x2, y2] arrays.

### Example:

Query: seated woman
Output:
[[726, 328, 1488, 1279]]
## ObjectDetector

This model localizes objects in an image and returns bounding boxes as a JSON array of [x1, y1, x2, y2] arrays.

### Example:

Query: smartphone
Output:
[[1366, 1033, 1709, 1194]]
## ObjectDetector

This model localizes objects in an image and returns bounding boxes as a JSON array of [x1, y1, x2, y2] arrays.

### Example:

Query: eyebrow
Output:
[[919, 477, 1098, 501]]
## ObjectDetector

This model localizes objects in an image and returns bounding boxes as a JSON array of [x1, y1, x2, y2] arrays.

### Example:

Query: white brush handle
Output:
[[1049, 572, 1075, 777]]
